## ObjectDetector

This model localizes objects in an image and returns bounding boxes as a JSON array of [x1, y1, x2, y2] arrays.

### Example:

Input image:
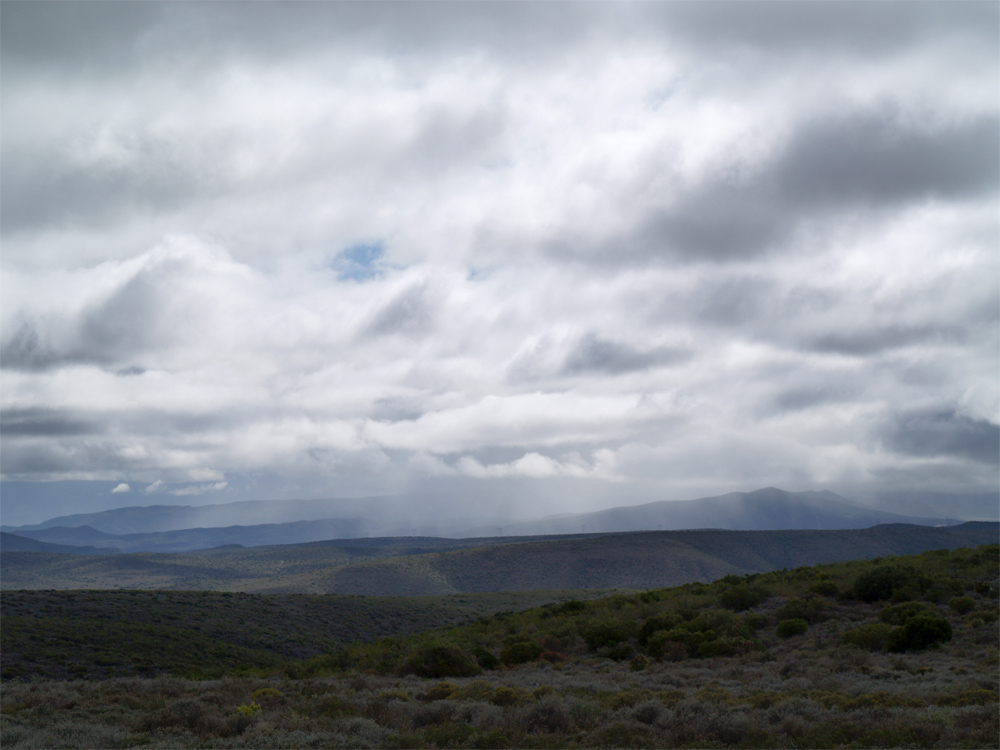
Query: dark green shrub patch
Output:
[[500, 641, 544, 665], [776, 618, 808, 639], [472, 645, 500, 670], [777, 595, 826, 623], [582, 621, 633, 651], [399, 644, 481, 678], [637, 613, 682, 645], [808, 580, 840, 597], [719, 585, 767, 611], [879, 601, 932, 625], [843, 622, 895, 651], [949, 596, 976, 614], [889, 614, 952, 652], [851, 565, 915, 602]]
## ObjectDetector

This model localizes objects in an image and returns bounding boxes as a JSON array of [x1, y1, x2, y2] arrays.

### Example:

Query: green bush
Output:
[[499, 641, 544, 665], [948, 596, 975, 615], [599, 642, 636, 661], [842, 623, 895, 651], [583, 621, 633, 651], [777, 596, 826, 623], [776, 618, 808, 639], [472, 646, 499, 670], [852, 566, 914, 602], [638, 613, 682, 646], [399, 644, 481, 679], [646, 630, 686, 660], [879, 601, 932, 626], [719, 585, 766, 611], [808, 580, 841, 597], [889, 614, 952, 652]]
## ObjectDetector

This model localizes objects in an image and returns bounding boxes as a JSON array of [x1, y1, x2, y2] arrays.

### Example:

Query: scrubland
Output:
[[1, 545, 997, 748]]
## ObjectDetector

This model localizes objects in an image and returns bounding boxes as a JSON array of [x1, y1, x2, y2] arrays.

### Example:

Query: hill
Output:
[[3, 522, 995, 594], [2, 487, 964, 554], [463, 487, 959, 536], [0, 531, 118, 556], [2, 544, 996, 749]]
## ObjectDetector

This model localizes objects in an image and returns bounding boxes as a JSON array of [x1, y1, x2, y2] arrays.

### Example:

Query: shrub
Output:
[[629, 654, 649, 671], [646, 633, 687, 661], [521, 696, 572, 734], [949, 596, 976, 615], [583, 621, 633, 651], [777, 596, 826, 623], [776, 619, 809, 639], [889, 614, 952, 652], [638, 614, 682, 646], [400, 644, 481, 679], [472, 646, 500, 670], [491, 686, 530, 707], [852, 566, 912, 602], [842, 623, 895, 651], [808, 580, 841, 597], [879, 601, 932, 626], [599, 642, 636, 661], [632, 699, 660, 725], [425, 682, 459, 701], [249, 687, 283, 703], [720, 585, 766, 611], [499, 641, 544, 665]]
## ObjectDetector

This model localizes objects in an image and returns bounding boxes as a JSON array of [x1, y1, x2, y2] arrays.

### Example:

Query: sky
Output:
[[1, 2, 998, 526]]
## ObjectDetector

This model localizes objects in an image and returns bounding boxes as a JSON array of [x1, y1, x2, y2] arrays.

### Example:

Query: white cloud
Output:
[[1, 3, 996, 521], [110, 482, 130, 493]]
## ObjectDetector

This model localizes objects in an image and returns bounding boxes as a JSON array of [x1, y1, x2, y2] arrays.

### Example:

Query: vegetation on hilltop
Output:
[[1, 544, 997, 748]]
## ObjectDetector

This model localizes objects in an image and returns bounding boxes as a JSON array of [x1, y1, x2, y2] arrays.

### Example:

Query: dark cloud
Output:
[[650, 1, 998, 57], [0, 2, 605, 76], [557, 112, 998, 266], [0, 408, 99, 437], [806, 324, 964, 357], [365, 283, 435, 337], [771, 383, 858, 413], [0, 138, 209, 235], [774, 112, 1000, 208], [562, 334, 689, 375], [0, 2, 162, 72], [880, 409, 1000, 465], [1, 268, 166, 371]]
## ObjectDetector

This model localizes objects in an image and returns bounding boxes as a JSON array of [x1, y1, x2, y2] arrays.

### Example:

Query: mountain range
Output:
[[1, 487, 974, 555], [2, 522, 995, 594]]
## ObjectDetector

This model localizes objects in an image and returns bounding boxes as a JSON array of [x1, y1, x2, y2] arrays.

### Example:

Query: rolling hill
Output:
[[3, 522, 994, 595], [2, 487, 964, 554], [462, 487, 959, 536]]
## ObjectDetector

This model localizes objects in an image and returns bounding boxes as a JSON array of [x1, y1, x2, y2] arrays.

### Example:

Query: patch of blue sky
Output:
[[330, 242, 385, 281]]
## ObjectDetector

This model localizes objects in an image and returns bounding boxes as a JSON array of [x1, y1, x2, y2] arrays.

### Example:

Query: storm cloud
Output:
[[1, 2, 996, 523]]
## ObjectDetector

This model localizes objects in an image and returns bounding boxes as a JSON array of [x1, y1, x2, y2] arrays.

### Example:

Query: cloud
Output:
[[880, 409, 1000, 465], [111, 483, 130, 493], [562, 334, 689, 376], [0, 2, 996, 517]]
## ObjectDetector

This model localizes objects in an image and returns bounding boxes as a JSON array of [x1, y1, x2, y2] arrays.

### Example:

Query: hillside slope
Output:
[[4, 522, 993, 594]]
